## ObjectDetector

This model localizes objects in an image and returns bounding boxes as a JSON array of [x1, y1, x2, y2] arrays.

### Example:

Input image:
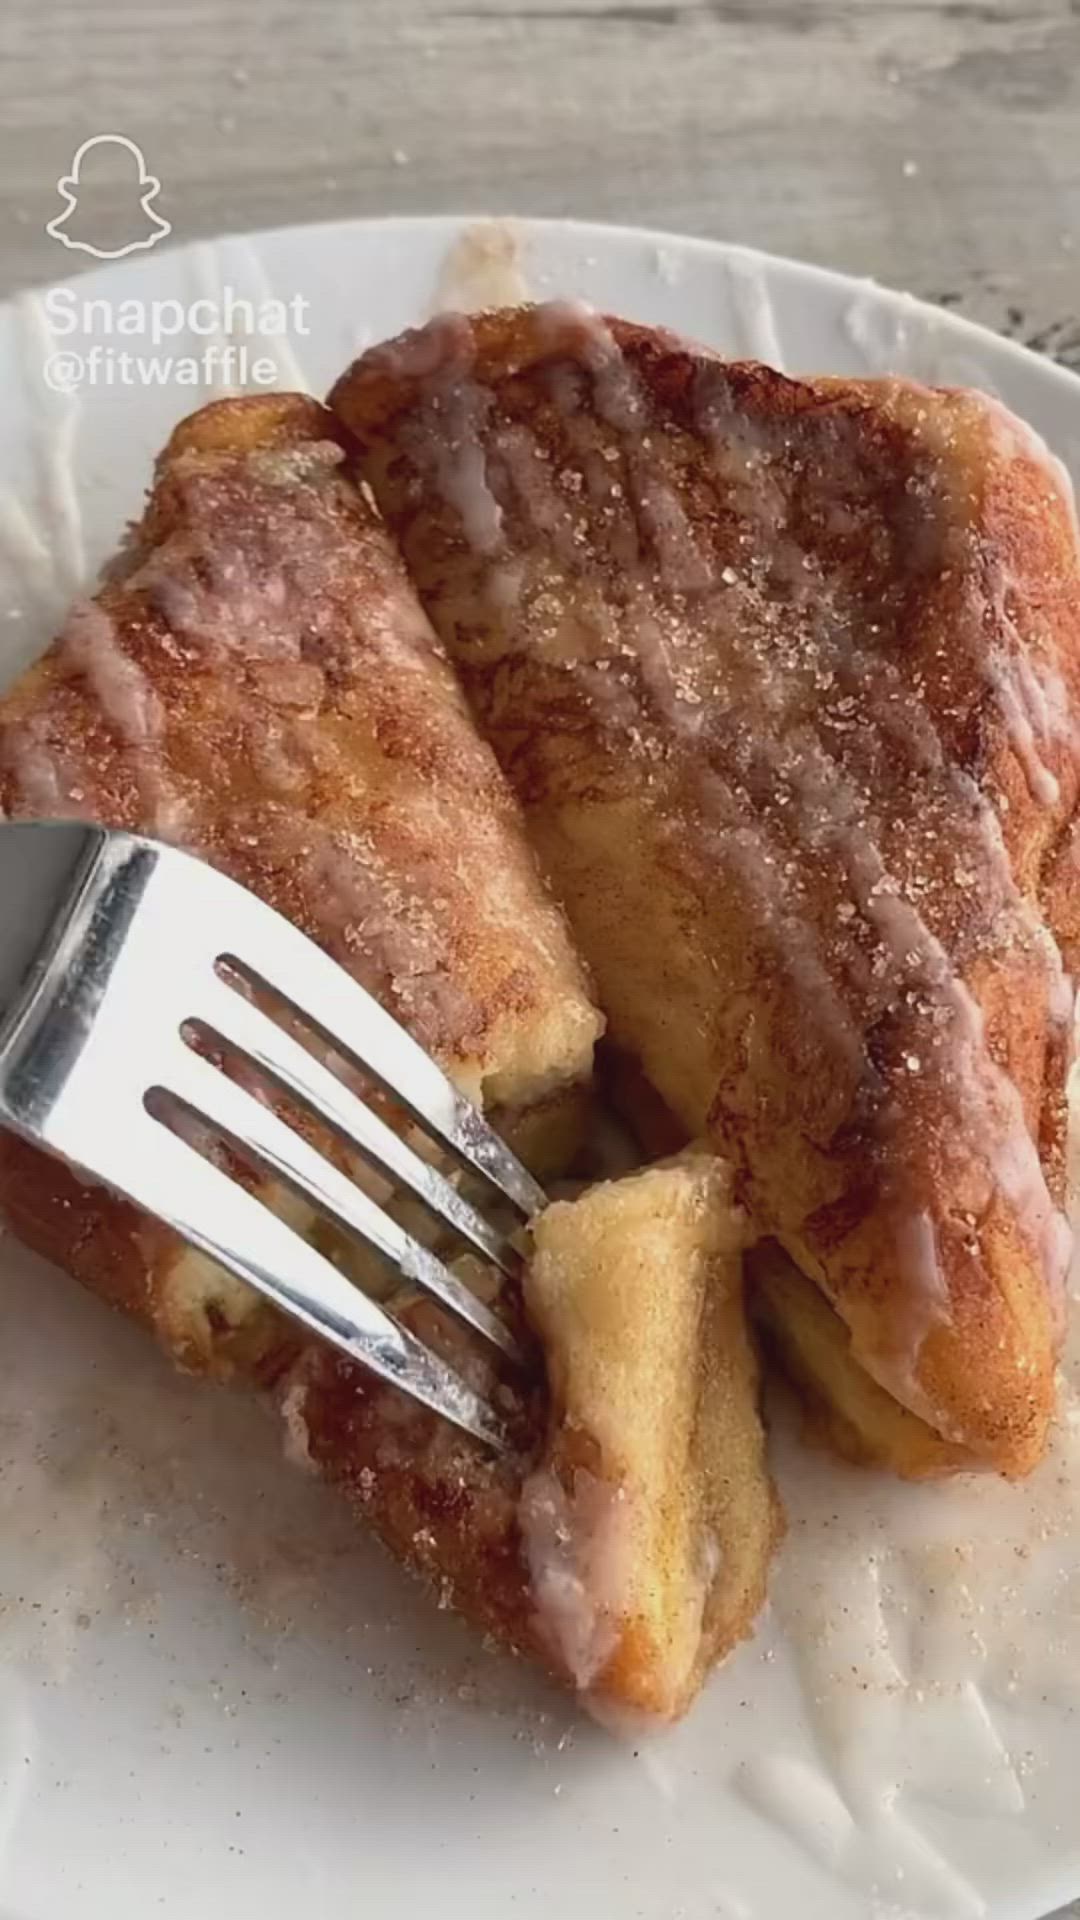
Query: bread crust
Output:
[[0, 392, 772, 1721], [331, 305, 1080, 1476], [0, 391, 600, 1372], [288, 1156, 780, 1722]]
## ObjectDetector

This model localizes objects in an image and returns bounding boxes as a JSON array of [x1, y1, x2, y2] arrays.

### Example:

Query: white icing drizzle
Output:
[[775, 731, 1070, 1386], [564, 305, 648, 436], [56, 599, 187, 836], [660, 335, 1065, 1376], [0, 717, 78, 817], [996, 668, 1061, 805], [737, 1753, 986, 1918], [402, 308, 1074, 1406], [519, 1465, 628, 1693], [570, 308, 716, 593], [146, 542, 302, 665], [987, 578, 1078, 808], [422, 382, 504, 555], [279, 1377, 317, 1473], [438, 432, 503, 555], [890, 1207, 951, 1379], [755, 1253, 1080, 1912], [139, 447, 344, 671], [492, 420, 601, 582], [726, 253, 785, 369], [933, 389, 1074, 814], [690, 763, 866, 1080], [60, 600, 164, 747]]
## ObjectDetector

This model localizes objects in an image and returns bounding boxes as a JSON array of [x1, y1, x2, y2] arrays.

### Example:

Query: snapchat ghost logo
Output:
[[46, 134, 171, 260]]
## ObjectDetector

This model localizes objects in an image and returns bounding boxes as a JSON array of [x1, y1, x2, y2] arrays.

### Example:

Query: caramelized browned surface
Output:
[[0, 389, 772, 1723], [283, 1301, 542, 1660], [0, 392, 600, 1369], [291, 1156, 778, 1722], [331, 306, 1080, 1476]]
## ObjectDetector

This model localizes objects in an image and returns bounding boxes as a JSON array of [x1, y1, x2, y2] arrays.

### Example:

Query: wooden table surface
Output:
[[1, 0, 1078, 362], [0, 2, 1078, 1914]]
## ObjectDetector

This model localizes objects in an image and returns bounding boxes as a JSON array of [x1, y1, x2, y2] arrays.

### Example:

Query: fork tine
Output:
[[158, 1040, 524, 1361], [190, 973, 523, 1281], [214, 899, 547, 1220], [0, 825, 530, 1450], [72, 1097, 509, 1450]]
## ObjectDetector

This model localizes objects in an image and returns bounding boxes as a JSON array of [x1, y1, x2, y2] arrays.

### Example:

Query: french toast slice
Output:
[[330, 304, 1080, 1478], [288, 1152, 779, 1722], [0, 393, 602, 1376], [749, 1242, 975, 1478], [0, 395, 777, 1719]]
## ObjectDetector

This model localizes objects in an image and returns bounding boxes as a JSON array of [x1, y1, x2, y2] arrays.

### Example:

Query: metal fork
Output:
[[0, 822, 547, 1450]]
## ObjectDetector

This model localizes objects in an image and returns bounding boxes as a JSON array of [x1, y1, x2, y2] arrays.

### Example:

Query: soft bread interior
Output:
[[751, 1243, 974, 1479], [522, 1154, 781, 1720], [0, 391, 603, 1379]]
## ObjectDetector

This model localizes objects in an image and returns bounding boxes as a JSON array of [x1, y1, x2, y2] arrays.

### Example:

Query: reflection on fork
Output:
[[0, 821, 547, 1449]]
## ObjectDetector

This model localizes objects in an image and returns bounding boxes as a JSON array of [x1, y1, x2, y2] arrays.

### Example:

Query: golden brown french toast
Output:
[[331, 304, 1080, 1478], [0, 392, 602, 1376], [0, 394, 776, 1721], [289, 1153, 779, 1722]]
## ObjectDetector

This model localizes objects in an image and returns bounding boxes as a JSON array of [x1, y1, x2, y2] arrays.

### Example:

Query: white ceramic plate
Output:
[[2, 216, 1079, 1920]]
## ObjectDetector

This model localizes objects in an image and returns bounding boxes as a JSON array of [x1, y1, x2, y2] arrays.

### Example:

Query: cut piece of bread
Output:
[[289, 1152, 780, 1722], [523, 1154, 780, 1718], [750, 1243, 974, 1479], [0, 393, 602, 1378], [0, 390, 777, 1721], [331, 304, 1080, 1477]]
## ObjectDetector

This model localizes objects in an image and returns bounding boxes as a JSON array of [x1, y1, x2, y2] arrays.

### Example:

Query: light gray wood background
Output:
[[2, 0, 1079, 365], [0, 2, 1077, 1915]]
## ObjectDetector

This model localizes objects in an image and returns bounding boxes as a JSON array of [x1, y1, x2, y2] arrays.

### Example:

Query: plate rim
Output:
[[10, 207, 1080, 411], [3, 206, 1080, 1920]]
